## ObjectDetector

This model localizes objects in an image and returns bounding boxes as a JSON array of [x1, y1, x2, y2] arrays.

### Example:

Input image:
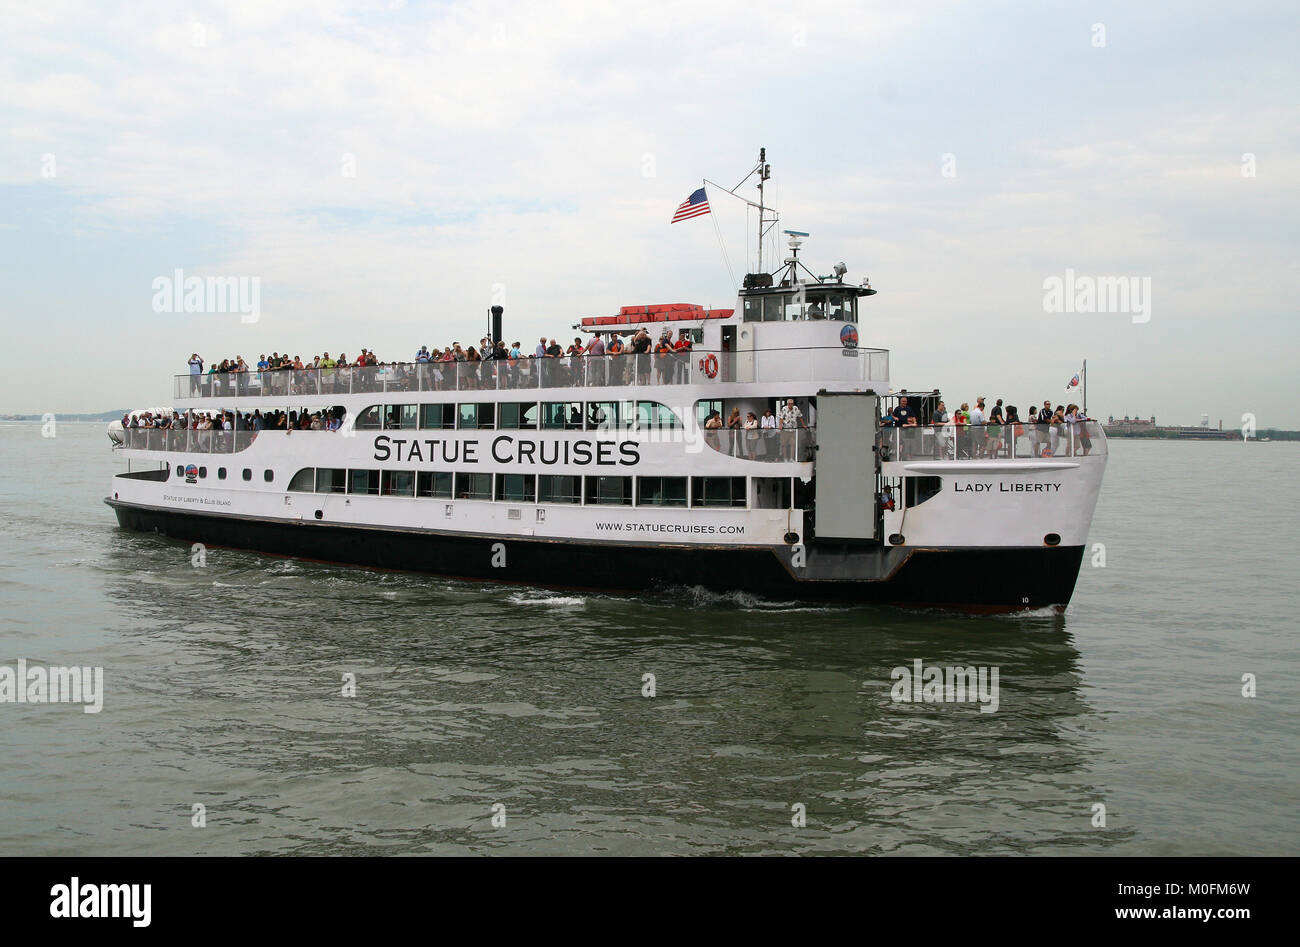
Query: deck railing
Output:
[[173, 349, 890, 400], [877, 420, 1107, 461], [113, 427, 329, 453], [701, 426, 815, 462]]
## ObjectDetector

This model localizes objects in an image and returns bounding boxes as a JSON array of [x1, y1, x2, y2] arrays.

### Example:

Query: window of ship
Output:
[[316, 468, 347, 493], [636, 401, 681, 430], [495, 473, 536, 503], [692, 476, 747, 508], [418, 403, 455, 429], [695, 399, 722, 427], [354, 405, 382, 430], [585, 475, 633, 506], [288, 468, 315, 492], [541, 401, 583, 430], [199, 466, 208, 478], [348, 469, 380, 495], [176, 465, 183, 477], [218, 467, 227, 480], [741, 291, 857, 323], [537, 475, 581, 504], [499, 402, 539, 429], [458, 403, 496, 430], [381, 470, 415, 497], [586, 400, 629, 431], [264, 470, 274, 483], [637, 476, 687, 507], [455, 472, 493, 500], [416, 471, 453, 498], [242, 468, 252, 481], [384, 404, 419, 430]]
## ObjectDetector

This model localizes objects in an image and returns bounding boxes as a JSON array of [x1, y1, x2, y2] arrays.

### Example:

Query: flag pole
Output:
[[1083, 359, 1087, 415]]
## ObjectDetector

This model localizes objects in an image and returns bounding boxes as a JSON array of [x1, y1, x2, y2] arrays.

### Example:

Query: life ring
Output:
[[700, 353, 719, 379]]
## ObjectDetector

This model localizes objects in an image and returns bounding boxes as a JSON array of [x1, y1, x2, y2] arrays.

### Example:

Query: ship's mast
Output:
[[756, 148, 770, 273], [706, 148, 779, 279]]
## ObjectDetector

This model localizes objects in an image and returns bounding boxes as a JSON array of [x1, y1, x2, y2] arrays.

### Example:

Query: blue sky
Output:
[[2, 0, 1297, 426]]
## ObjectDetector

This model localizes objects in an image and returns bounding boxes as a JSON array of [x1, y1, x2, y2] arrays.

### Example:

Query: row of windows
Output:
[[176, 465, 274, 482], [354, 400, 682, 432], [741, 293, 858, 323], [288, 468, 747, 507]]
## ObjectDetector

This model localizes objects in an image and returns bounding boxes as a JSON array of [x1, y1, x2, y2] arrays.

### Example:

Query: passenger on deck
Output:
[[586, 333, 605, 386], [744, 412, 759, 460], [778, 398, 805, 461]]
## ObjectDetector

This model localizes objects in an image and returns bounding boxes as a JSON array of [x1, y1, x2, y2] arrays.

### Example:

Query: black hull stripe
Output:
[[105, 499, 1085, 612]]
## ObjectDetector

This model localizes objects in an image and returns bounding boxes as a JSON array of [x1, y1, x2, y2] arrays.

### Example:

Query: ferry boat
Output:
[[106, 153, 1107, 612]]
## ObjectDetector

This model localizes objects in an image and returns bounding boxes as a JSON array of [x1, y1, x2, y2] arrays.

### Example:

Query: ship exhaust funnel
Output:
[[490, 305, 504, 344]]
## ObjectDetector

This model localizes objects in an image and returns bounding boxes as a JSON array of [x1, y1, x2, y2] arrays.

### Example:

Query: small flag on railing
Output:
[[671, 187, 710, 223], [1066, 372, 1080, 392]]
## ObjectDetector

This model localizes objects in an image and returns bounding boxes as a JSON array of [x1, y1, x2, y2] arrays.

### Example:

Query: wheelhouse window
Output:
[[416, 471, 453, 498], [740, 291, 858, 323], [458, 403, 496, 430], [585, 475, 633, 506], [495, 474, 536, 503], [637, 476, 687, 507], [381, 470, 415, 497], [348, 469, 380, 495], [499, 402, 539, 429], [541, 401, 583, 430], [288, 468, 315, 492], [420, 403, 456, 430], [385, 404, 418, 430], [455, 472, 493, 500], [316, 468, 347, 493], [692, 476, 747, 507], [538, 475, 581, 504]]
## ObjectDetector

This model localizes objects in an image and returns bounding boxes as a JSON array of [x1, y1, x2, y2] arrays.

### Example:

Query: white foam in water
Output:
[[508, 593, 586, 607], [672, 585, 809, 610]]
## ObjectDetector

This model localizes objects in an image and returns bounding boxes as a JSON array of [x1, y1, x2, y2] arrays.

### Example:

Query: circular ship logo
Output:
[[840, 324, 858, 348], [184, 464, 198, 484]]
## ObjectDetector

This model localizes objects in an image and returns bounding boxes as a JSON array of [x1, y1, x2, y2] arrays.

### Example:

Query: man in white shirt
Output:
[[969, 397, 986, 457], [778, 399, 805, 461]]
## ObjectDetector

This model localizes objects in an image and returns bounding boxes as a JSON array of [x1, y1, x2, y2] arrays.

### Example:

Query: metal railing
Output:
[[173, 348, 890, 399], [877, 420, 1107, 461], [702, 426, 815, 462], [115, 427, 334, 453]]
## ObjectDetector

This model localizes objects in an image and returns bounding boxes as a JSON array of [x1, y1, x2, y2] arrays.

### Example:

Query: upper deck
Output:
[[172, 346, 890, 402]]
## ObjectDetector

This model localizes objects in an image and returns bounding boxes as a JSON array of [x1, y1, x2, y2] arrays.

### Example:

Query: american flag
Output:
[[671, 187, 710, 223]]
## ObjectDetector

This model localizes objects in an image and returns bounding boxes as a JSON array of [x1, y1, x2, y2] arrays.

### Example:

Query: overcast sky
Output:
[[2, 0, 1297, 427]]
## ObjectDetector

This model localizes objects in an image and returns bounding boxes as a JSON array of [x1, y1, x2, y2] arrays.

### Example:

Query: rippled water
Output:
[[1, 423, 1296, 855]]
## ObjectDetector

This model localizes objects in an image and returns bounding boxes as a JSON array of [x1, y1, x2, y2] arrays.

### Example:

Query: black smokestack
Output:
[[490, 305, 503, 343]]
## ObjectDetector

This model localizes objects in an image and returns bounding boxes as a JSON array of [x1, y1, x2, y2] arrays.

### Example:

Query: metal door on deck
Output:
[[812, 392, 879, 540]]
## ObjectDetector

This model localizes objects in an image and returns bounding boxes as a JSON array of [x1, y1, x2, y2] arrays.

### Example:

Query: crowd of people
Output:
[[122, 406, 342, 433], [185, 327, 699, 396], [701, 398, 810, 461], [883, 395, 1095, 457]]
